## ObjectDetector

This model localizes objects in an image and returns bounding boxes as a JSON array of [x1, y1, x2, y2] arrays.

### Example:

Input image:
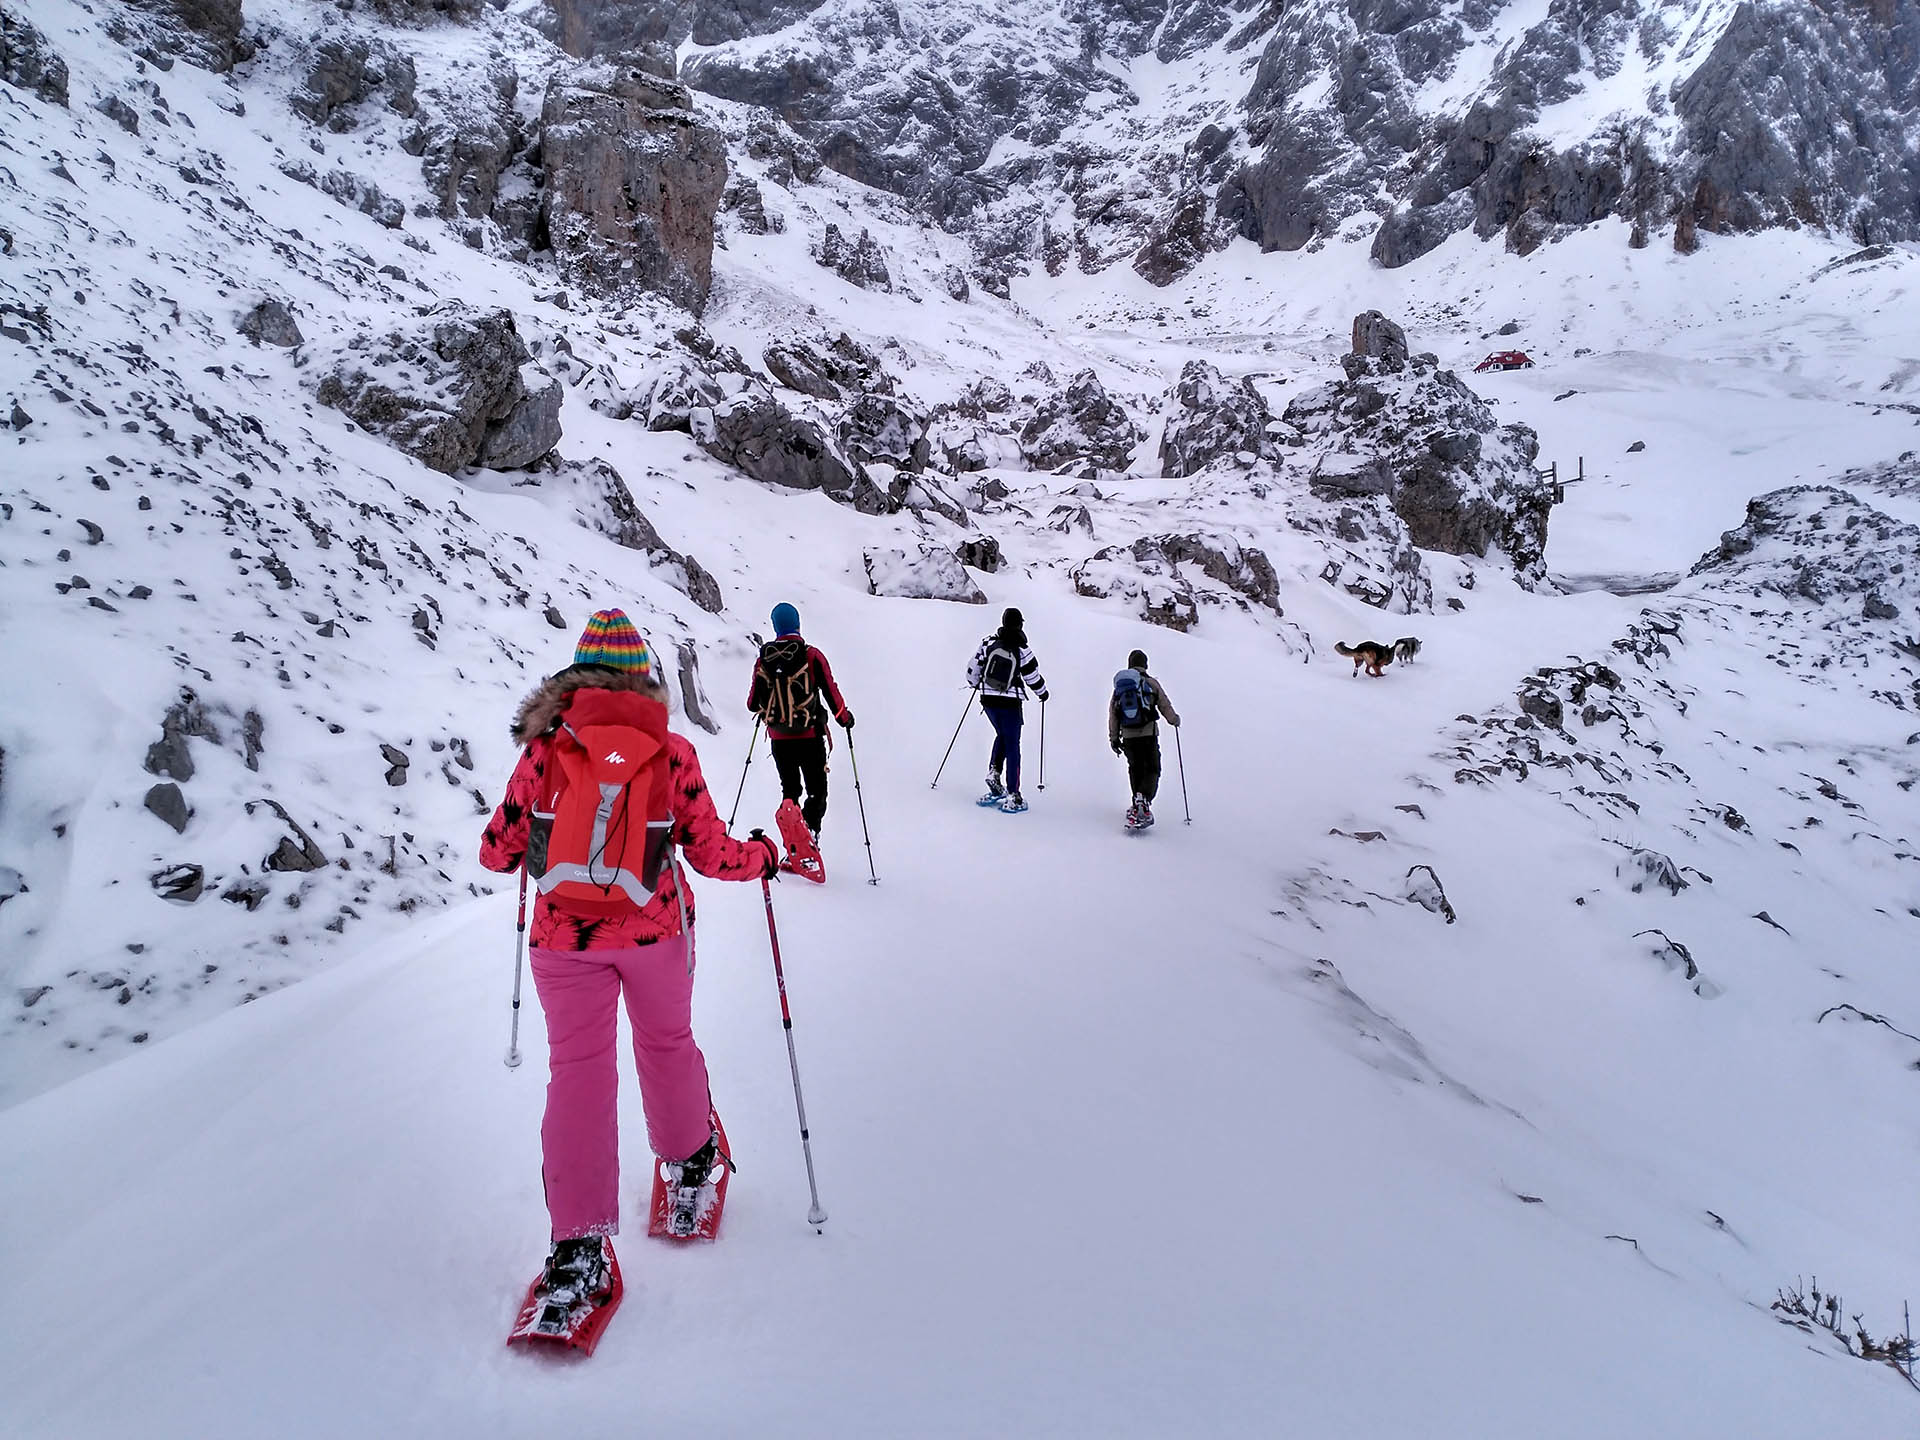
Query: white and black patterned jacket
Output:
[[968, 634, 1048, 705]]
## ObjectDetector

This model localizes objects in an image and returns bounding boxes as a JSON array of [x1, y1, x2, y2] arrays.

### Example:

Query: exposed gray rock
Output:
[[547, 0, 819, 53], [1020, 370, 1140, 472], [763, 333, 895, 402], [112, 0, 252, 73], [143, 783, 191, 834], [319, 169, 406, 230], [417, 63, 533, 242], [742, 107, 823, 187], [837, 393, 930, 473], [1309, 450, 1394, 498], [815, 224, 891, 289], [957, 535, 1003, 572], [2, 10, 69, 105], [144, 690, 221, 782], [474, 370, 562, 469], [676, 640, 720, 734], [316, 305, 563, 474], [292, 32, 417, 130], [94, 94, 140, 132], [692, 390, 894, 514], [1132, 186, 1212, 286], [255, 799, 327, 872], [237, 299, 303, 348], [862, 544, 988, 603], [381, 743, 410, 787], [940, 265, 970, 302], [722, 176, 782, 234], [1071, 533, 1282, 632], [150, 862, 205, 904], [1351, 310, 1408, 365], [540, 62, 728, 311], [1159, 360, 1272, 477]]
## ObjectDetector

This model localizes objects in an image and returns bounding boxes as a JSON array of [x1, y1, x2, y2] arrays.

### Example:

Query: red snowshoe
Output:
[[508, 1236, 623, 1356], [776, 799, 825, 884], [648, 1110, 733, 1242]]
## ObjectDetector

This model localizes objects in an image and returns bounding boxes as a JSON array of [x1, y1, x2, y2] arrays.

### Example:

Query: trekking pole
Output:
[[845, 729, 879, 886], [755, 861, 829, 1230], [1036, 699, 1046, 792], [930, 686, 979, 789], [505, 863, 529, 1069], [1174, 725, 1191, 825], [726, 719, 762, 833]]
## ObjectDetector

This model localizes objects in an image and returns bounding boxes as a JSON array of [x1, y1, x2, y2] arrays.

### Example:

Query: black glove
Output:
[[1111, 741, 1123, 756], [747, 829, 781, 878], [841, 711, 855, 729]]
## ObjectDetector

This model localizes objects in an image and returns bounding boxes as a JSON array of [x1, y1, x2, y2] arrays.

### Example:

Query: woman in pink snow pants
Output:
[[481, 609, 778, 1301]]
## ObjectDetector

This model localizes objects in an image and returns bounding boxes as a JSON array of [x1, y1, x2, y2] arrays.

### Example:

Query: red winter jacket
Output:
[[480, 666, 771, 951], [746, 635, 851, 740]]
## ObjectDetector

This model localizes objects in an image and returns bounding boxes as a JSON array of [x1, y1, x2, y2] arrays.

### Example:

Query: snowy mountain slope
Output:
[[3, 0, 1920, 1431], [2, 533, 1916, 1438]]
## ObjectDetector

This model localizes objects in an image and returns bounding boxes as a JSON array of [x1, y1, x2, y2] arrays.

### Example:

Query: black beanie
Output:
[[1002, 607, 1023, 630], [1128, 649, 1148, 669]]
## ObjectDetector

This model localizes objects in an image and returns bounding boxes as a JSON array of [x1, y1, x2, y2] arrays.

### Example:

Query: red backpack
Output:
[[528, 689, 674, 913]]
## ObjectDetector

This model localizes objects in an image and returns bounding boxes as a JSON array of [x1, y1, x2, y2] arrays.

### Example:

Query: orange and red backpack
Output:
[[526, 688, 675, 913]]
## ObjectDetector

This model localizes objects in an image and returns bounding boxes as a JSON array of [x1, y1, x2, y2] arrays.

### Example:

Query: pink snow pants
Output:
[[531, 936, 712, 1240]]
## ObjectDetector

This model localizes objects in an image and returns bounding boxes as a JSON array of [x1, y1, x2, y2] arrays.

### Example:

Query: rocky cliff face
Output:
[[606, 0, 1920, 279], [539, 61, 729, 310]]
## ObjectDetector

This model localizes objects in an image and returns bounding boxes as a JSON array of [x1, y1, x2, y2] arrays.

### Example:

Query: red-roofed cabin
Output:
[[1474, 351, 1534, 372]]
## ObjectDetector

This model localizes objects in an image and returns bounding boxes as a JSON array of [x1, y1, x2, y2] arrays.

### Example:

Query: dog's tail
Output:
[[1334, 642, 1355, 657]]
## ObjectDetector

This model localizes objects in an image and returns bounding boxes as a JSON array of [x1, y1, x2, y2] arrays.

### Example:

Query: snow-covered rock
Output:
[[1020, 369, 1140, 473], [315, 305, 562, 474], [1, 9, 69, 105], [1159, 361, 1273, 477], [861, 543, 988, 603], [692, 389, 892, 514], [1284, 352, 1551, 588]]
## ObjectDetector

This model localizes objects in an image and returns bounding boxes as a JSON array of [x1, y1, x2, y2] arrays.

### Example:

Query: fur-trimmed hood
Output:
[[511, 664, 668, 744]]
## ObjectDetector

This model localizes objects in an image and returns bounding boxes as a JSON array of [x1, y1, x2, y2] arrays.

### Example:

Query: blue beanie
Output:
[[771, 602, 800, 637]]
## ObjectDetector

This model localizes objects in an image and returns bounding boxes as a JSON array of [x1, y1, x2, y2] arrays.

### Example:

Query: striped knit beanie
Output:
[[573, 608, 653, 675]]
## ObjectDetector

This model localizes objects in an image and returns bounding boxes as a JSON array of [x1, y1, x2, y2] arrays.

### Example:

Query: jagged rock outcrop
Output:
[[2, 10, 69, 105], [722, 176, 782, 234], [862, 544, 988, 603], [292, 32, 417, 130], [1351, 311, 1408, 366], [815, 224, 891, 289], [1159, 361, 1273, 476], [316, 305, 563, 474], [691, 390, 894, 514], [1020, 370, 1140, 472], [1230, 0, 1920, 266], [539, 62, 728, 311], [414, 63, 538, 248], [111, 0, 252, 73], [1132, 186, 1213, 286], [837, 394, 930, 473], [763, 333, 895, 402], [1284, 351, 1552, 586], [237, 299, 303, 348]]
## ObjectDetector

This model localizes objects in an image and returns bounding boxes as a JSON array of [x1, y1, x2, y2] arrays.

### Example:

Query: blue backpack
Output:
[[1113, 669, 1156, 731]]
